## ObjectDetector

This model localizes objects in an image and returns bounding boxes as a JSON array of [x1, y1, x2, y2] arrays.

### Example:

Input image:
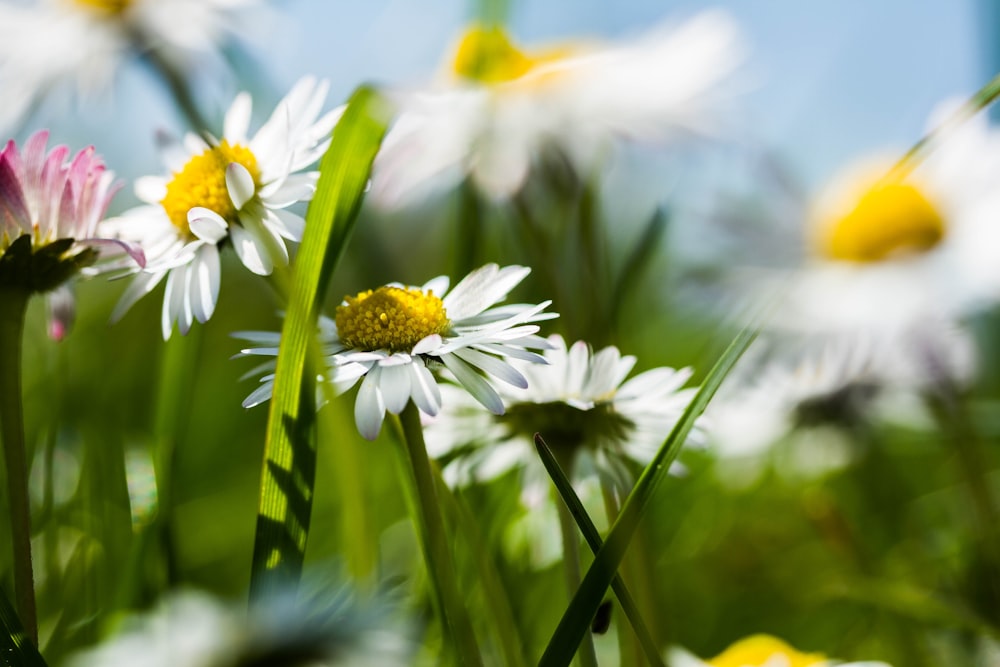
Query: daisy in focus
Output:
[[107, 76, 339, 339], [425, 334, 700, 501], [0, 0, 266, 131], [671, 634, 891, 667], [235, 263, 557, 440], [0, 129, 143, 337], [370, 11, 743, 205], [755, 100, 1000, 336]]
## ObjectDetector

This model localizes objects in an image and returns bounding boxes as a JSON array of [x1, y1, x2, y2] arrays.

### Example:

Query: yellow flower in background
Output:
[[370, 11, 744, 206], [671, 634, 892, 667]]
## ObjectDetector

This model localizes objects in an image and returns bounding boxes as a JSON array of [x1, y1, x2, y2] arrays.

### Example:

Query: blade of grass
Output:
[[534, 435, 665, 667], [0, 585, 46, 667], [538, 326, 758, 667], [249, 86, 392, 603]]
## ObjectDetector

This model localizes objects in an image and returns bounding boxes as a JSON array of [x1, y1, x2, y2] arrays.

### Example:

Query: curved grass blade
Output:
[[539, 326, 758, 667], [0, 586, 46, 667], [534, 434, 665, 667], [249, 86, 392, 603]]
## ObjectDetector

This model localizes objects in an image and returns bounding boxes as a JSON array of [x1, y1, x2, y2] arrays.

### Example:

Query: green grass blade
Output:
[[534, 434, 665, 667], [539, 326, 758, 666], [249, 86, 392, 603], [0, 586, 46, 667]]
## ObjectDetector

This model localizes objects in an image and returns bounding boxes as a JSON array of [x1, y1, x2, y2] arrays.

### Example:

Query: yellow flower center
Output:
[[72, 0, 131, 15], [335, 286, 450, 353], [451, 25, 576, 85], [821, 180, 946, 263], [708, 635, 827, 667], [160, 140, 260, 237]]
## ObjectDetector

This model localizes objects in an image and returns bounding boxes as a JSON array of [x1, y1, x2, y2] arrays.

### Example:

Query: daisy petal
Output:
[[230, 225, 274, 275], [226, 163, 256, 210], [188, 207, 229, 243], [453, 347, 528, 388], [379, 361, 413, 414], [441, 353, 505, 415], [408, 362, 442, 416], [355, 367, 387, 440]]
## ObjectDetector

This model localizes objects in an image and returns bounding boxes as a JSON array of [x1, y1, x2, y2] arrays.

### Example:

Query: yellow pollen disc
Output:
[[822, 180, 946, 263], [72, 0, 132, 15], [707, 635, 827, 667], [335, 286, 450, 353], [451, 24, 576, 85], [160, 140, 260, 237]]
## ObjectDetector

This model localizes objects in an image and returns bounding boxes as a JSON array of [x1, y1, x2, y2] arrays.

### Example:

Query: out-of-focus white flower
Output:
[[370, 11, 744, 205], [748, 101, 1000, 336], [65, 587, 413, 667], [708, 321, 976, 482], [235, 263, 556, 440], [106, 76, 339, 339], [425, 334, 700, 503], [0, 0, 266, 131], [0, 129, 143, 335], [670, 633, 891, 667]]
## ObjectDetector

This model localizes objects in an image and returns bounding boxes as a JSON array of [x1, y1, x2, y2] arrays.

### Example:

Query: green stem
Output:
[[890, 71, 1000, 180], [394, 404, 483, 667], [135, 34, 212, 133], [454, 180, 483, 278], [555, 489, 600, 667], [0, 287, 37, 644]]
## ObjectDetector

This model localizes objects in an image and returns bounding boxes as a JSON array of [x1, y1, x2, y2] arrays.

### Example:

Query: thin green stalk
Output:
[[394, 403, 483, 667], [454, 180, 484, 277], [0, 286, 37, 644], [555, 489, 599, 667], [890, 71, 1000, 180], [134, 32, 212, 132]]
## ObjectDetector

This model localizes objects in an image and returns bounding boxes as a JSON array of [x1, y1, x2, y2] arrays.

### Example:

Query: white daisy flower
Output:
[[0, 0, 266, 131], [235, 263, 557, 440], [424, 334, 701, 502], [64, 587, 413, 667], [747, 100, 1000, 336], [669, 633, 891, 667], [708, 321, 976, 481], [106, 76, 339, 339], [370, 11, 744, 205]]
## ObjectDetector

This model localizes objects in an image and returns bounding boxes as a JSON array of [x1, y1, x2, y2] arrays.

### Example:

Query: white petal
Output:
[[161, 265, 186, 340], [355, 367, 386, 440], [224, 92, 253, 144], [226, 163, 256, 210], [135, 176, 168, 203], [412, 334, 442, 355], [269, 208, 306, 241], [441, 353, 504, 415], [454, 347, 528, 388], [408, 362, 442, 416], [190, 245, 220, 323], [379, 362, 413, 415], [230, 225, 273, 275], [111, 269, 166, 324], [188, 207, 229, 243], [443, 264, 531, 320]]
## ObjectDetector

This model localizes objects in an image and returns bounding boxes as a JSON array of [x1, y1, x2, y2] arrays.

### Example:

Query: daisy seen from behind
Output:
[[425, 334, 701, 502], [0, 129, 144, 336], [370, 11, 744, 205], [0, 0, 267, 132], [236, 263, 557, 440], [107, 76, 340, 339]]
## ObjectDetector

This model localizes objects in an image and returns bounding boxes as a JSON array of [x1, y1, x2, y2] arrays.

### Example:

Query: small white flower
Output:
[[669, 633, 892, 667], [235, 263, 557, 440], [425, 334, 701, 501], [370, 11, 744, 205], [0, 0, 267, 131], [106, 76, 340, 338]]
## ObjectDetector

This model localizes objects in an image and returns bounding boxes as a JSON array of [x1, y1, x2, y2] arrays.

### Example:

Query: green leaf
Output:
[[533, 434, 665, 667], [248, 85, 393, 603], [0, 586, 46, 667], [538, 326, 758, 667]]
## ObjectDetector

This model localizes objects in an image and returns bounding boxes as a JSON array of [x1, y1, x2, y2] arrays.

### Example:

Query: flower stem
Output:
[[0, 286, 37, 644], [394, 404, 483, 667], [134, 34, 212, 133], [555, 492, 600, 667]]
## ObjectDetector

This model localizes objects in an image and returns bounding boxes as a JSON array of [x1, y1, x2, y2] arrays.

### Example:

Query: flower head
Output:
[[236, 263, 557, 440], [0, 0, 266, 131], [107, 76, 339, 338], [0, 130, 143, 334], [370, 11, 743, 205], [425, 334, 700, 498]]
